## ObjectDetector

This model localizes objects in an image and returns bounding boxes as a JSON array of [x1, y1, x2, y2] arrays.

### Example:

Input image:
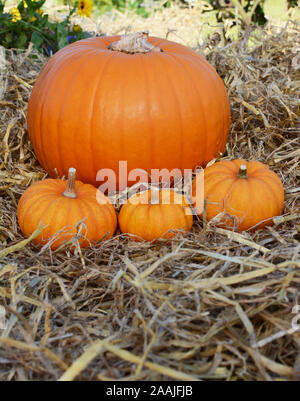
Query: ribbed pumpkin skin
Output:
[[27, 36, 230, 189], [17, 179, 117, 250], [119, 189, 193, 241], [192, 160, 284, 231]]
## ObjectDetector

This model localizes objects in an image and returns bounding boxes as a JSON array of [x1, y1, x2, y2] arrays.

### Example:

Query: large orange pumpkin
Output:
[[27, 32, 230, 190], [17, 168, 117, 250], [119, 189, 193, 241], [192, 159, 284, 231]]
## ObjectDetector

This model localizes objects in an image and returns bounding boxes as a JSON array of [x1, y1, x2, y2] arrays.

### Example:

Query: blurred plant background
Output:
[[0, 0, 299, 55], [0, 0, 92, 54]]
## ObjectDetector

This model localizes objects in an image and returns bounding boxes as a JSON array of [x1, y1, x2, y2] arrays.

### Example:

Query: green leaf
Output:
[[5, 32, 12, 45], [225, 25, 240, 42], [15, 31, 28, 48], [18, 1, 25, 13], [290, 0, 300, 22], [201, 10, 219, 39], [24, 0, 46, 10], [100, 0, 113, 5], [263, 0, 288, 22], [31, 31, 44, 49], [56, 24, 69, 49]]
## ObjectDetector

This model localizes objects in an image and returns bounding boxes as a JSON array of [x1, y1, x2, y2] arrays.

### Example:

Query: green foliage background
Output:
[[91, 0, 299, 23], [0, 0, 90, 54], [1, 0, 299, 55]]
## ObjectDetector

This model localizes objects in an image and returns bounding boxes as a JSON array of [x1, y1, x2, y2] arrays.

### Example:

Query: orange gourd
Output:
[[192, 159, 284, 231], [119, 189, 193, 241], [17, 168, 117, 250], [27, 32, 230, 190]]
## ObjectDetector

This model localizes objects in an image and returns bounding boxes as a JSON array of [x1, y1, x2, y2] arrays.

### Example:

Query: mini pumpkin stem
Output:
[[63, 167, 77, 199], [238, 164, 248, 179], [109, 31, 162, 54]]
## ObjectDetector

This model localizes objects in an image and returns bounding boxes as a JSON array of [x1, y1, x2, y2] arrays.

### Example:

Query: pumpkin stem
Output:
[[109, 31, 162, 54], [238, 164, 248, 179], [63, 167, 77, 199]]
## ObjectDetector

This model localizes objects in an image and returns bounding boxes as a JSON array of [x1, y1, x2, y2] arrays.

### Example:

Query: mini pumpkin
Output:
[[119, 189, 193, 241], [17, 168, 117, 250], [27, 32, 230, 190], [192, 159, 284, 231]]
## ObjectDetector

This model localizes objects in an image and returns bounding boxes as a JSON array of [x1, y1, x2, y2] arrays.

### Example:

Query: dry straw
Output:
[[0, 5, 299, 381]]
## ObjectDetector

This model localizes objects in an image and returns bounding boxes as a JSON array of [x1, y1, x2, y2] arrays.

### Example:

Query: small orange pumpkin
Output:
[[192, 159, 284, 231], [119, 189, 193, 241], [17, 168, 117, 250]]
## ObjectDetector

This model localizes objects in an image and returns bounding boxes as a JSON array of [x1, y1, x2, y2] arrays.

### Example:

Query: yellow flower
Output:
[[73, 24, 82, 32], [30, 9, 43, 21], [77, 0, 93, 17], [10, 8, 21, 22]]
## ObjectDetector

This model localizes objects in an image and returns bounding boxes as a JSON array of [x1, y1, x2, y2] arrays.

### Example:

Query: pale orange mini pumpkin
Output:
[[17, 168, 117, 250], [192, 159, 284, 231], [119, 189, 193, 241]]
